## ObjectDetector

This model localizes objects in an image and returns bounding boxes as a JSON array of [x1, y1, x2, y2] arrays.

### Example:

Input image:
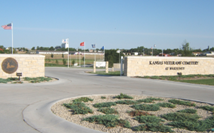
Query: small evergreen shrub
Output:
[[161, 112, 200, 122], [168, 99, 196, 106], [135, 115, 164, 123], [136, 97, 163, 103], [63, 102, 93, 114], [93, 102, 116, 108], [150, 76, 159, 79], [128, 110, 152, 117], [101, 96, 106, 99], [169, 116, 214, 132], [72, 97, 93, 102], [199, 106, 214, 111], [131, 104, 160, 111], [97, 107, 118, 114], [114, 93, 133, 99], [115, 100, 137, 105], [83, 115, 131, 128], [156, 102, 176, 108], [177, 109, 197, 114], [132, 123, 173, 132]]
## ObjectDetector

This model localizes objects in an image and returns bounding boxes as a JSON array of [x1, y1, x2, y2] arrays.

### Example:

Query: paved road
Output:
[[0, 67, 214, 133]]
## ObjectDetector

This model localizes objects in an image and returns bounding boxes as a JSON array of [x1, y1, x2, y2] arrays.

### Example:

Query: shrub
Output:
[[101, 96, 106, 99], [0, 78, 12, 83], [93, 102, 116, 108], [177, 109, 197, 114], [63, 59, 66, 65], [136, 97, 163, 103], [169, 116, 214, 132], [128, 110, 152, 117], [63, 102, 93, 114], [168, 99, 196, 106], [114, 93, 133, 99], [156, 102, 176, 108], [143, 76, 150, 78], [131, 104, 160, 111], [72, 97, 93, 103], [56, 59, 58, 64], [115, 100, 137, 105], [161, 112, 200, 122], [135, 115, 164, 123], [168, 76, 177, 80], [199, 106, 214, 111], [83, 115, 130, 128], [132, 123, 173, 132], [97, 107, 118, 114]]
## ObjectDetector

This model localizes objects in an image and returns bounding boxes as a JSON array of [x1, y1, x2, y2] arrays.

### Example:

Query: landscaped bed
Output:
[[51, 93, 214, 133], [0, 77, 56, 84]]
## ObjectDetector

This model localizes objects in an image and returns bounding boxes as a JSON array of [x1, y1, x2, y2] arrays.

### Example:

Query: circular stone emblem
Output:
[[1, 57, 18, 74]]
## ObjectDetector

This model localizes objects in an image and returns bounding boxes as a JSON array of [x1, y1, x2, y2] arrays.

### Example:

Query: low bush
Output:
[[83, 115, 131, 128], [101, 96, 106, 99], [135, 115, 164, 123], [168, 99, 196, 106], [199, 106, 214, 111], [156, 102, 176, 108], [131, 104, 160, 111], [132, 123, 173, 132], [169, 116, 214, 132], [63, 102, 93, 114], [136, 97, 163, 103], [115, 100, 137, 105], [128, 110, 152, 117], [72, 97, 93, 102], [150, 76, 159, 79], [177, 109, 197, 114], [0, 78, 12, 83], [24, 77, 52, 83], [93, 102, 116, 108], [114, 93, 133, 99], [161, 112, 200, 122], [97, 107, 118, 114]]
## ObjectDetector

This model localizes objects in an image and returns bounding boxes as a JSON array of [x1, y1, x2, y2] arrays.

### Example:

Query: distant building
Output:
[[61, 43, 69, 48]]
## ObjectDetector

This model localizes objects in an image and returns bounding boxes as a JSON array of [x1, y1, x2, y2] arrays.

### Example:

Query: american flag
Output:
[[1, 23, 12, 30]]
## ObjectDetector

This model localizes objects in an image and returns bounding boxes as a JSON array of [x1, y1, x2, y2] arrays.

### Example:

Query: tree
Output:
[[105, 49, 124, 67], [181, 41, 192, 56], [51, 54, 54, 58], [62, 54, 64, 58], [63, 59, 66, 65], [49, 46, 54, 51], [31, 47, 35, 50]]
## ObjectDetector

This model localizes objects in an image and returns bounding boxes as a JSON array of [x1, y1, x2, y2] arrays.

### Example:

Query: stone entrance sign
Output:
[[124, 56, 214, 77], [0, 54, 45, 79], [1, 57, 18, 74]]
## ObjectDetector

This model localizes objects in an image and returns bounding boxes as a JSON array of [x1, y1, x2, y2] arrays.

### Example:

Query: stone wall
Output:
[[0, 54, 45, 78], [124, 56, 214, 77]]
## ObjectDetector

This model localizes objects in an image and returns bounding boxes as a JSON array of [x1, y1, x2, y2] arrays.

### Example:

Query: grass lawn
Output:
[[179, 78, 214, 86], [90, 71, 121, 76]]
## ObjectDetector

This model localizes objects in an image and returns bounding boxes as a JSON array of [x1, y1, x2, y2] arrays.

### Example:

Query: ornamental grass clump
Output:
[[131, 104, 160, 111], [135, 115, 164, 123], [132, 123, 173, 132], [168, 99, 196, 106], [199, 106, 214, 111], [72, 97, 93, 103], [97, 107, 118, 114], [161, 112, 200, 122], [128, 110, 153, 117], [63, 102, 93, 114], [93, 102, 116, 108], [136, 97, 163, 103], [156, 102, 176, 108], [115, 100, 137, 105], [82, 115, 131, 128], [114, 93, 133, 99], [177, 109, 197, 114]]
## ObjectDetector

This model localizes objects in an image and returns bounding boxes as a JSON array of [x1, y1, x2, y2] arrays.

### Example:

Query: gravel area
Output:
[[51, 94, 214, 133]]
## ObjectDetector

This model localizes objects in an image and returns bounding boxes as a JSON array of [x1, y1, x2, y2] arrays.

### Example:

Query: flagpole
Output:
[[84, 42, 85, 67], [12, 22, 13, 54], [67, 38, 69, 68]]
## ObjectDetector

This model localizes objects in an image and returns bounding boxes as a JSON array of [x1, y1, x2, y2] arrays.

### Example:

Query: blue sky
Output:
[[0, 0, 213, 50]]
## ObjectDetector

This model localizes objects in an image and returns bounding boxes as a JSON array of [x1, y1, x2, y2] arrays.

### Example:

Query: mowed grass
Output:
[[91, 71, 120, 76], [179, 78, 214, 86]]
